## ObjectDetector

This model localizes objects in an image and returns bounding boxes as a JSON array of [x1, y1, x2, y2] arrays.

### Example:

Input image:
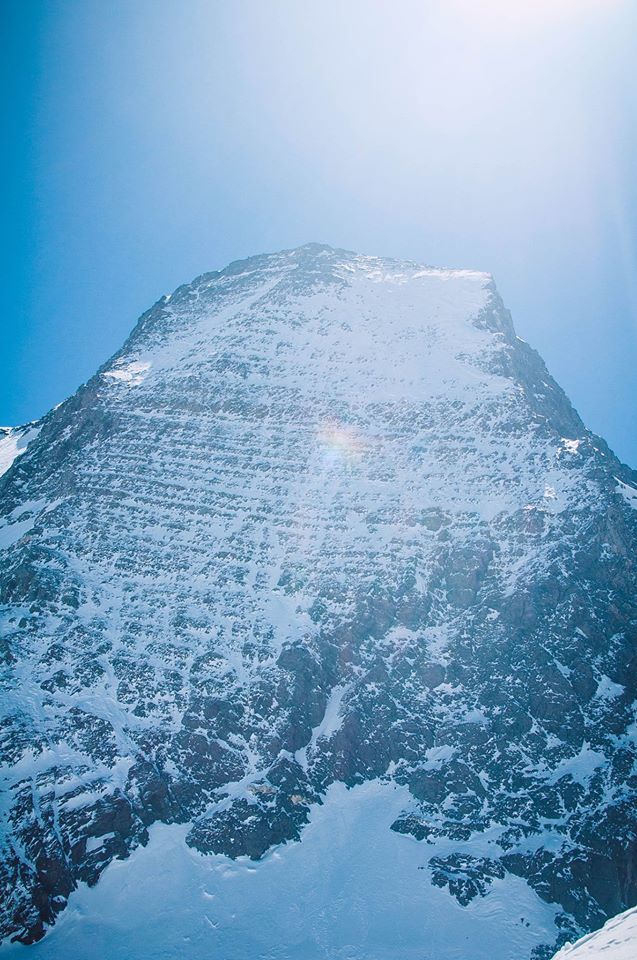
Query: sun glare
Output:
[[455, 0, 616, 29]]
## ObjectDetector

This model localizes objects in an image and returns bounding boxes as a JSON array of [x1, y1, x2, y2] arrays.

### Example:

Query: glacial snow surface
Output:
[[0, 781, 559, 960]]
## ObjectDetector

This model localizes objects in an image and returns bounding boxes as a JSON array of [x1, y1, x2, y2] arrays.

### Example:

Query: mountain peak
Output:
[[1, 249, 636, 957], [125, 244, 504, 374], [179, 243, 493, 298]]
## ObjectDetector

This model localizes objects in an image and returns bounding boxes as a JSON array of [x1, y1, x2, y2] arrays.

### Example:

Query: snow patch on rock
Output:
[[0, 424, 41, 478]]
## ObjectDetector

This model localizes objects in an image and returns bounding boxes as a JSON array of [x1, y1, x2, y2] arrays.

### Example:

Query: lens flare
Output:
[[317, 420, 368, 466]]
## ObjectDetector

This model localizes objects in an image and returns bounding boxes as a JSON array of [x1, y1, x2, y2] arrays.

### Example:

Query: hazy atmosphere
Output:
[[2, 4, 637, 958], [2, 0, 637, 464]]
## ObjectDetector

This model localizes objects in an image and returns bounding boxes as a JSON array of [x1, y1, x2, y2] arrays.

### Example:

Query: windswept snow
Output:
[[552, 907, 637, 960]]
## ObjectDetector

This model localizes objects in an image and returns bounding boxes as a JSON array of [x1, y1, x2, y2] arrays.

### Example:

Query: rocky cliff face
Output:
[[1, 244, 636, 957]]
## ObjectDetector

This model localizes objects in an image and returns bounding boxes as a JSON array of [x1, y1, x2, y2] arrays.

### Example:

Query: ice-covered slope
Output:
[[1, 244, 636, 957], [552, 907, 637, 959], [0, 424, 40, 479]]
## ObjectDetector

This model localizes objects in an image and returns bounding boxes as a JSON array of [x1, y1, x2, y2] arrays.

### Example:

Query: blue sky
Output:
[[2, 0, 636, 465]]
